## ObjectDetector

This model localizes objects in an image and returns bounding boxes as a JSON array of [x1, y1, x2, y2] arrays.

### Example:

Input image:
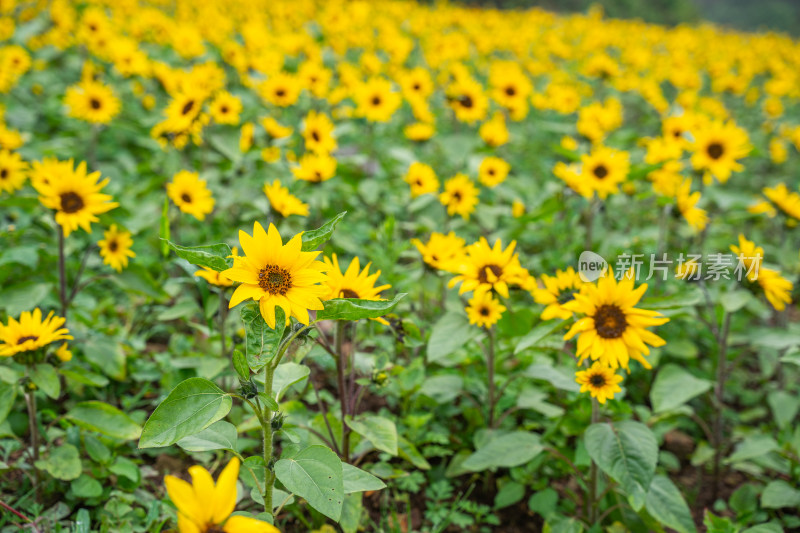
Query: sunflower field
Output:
[[0, 0, 799, 531]]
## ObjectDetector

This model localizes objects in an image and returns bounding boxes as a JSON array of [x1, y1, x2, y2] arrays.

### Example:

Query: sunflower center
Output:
[[181, 193, 192, 203], [276, 89, 286, 97], [672, 128, 682, 138], [589, 373, 607, 387], [311, 130, 320, 142], [593, 304, 627, 339], [479, 306, 490, 317], [0, 168, 7, 179], [371, 96, 382, 106], [707, 142, 724, 159], [505, 86, 516, 96], [478, 264, 503, 284], [593, 165, 609, 179], [108, 240, 118, 252], [60, 192, 85, 213], [181, 100, 195, 115], [90, 98, 102, 110], [17, 335, 38, 345], [314, 171, 322, 181], [413, 83, 420, 90], [557, 291, 575, 304], [220, 105, 229, 113], [452, 191, 462, 201], [258, 264, 292, 295], [488, 168, 496, 175], [205, 527, 226, 533], [340, 288, 359, 299], [460, 95, 473, 108]]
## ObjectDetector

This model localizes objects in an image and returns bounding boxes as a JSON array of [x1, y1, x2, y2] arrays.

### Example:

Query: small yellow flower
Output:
[[263, 180, 309, 218], [575, 363, 624, 404], [98, 224, 136, 272], [466, 291, 506, 328], [403, 162, 439, 198], [439, 173, 479, 220], [0, 309, 72, 358], [478, 156, 510, 188], [167, 170, 215, 221]]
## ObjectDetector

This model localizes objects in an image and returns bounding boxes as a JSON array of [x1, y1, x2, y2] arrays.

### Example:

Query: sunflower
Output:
[[729, 234, 763, 282], [465, 291, 506, 328], [754, 183, 800, 221], [354, 77, 402, 123], [449, 237, 528, 298], [302, 110, 337, 154], [292, 153, 337, 183], [403, 162, 439, 198], [575, 362, 624, 404], [196, 249, 239, 288], [322, 254, 391, 301], [675, 179, 708, 231], [261, 146, 281, 163], [478, 156, 510, 188], [258, 73, 301, 108], [446, 77, 488, 124], [404, 122, 435, 142], [163, 89, 205, 132], [35, 159, 119, 237], [167, 170, 215, 221], [479, 112, 509, 147], [239, 122, 254, 153], [29, 157, 72, 190], [0, 308, 72, 358], [260, 117, 293, 139], [511, 200, 525, 218], [64, 80, 121, 124], [165, 457, 279, 533], [532, 267, 586, 320], [0, 149, 27, 193], [98, 224, 135, 272], [579, 146, 630, 199], [221, 222, 329, 329], [439, 173, 479, 220], [398, 67, 434, 100], [563, 270, 669, 371], [208, 91, 242, 125], [690, 120, 751, 184], [411, 231, 466, 272], [263, 180, 309, 218], [756, 269, 793, 311]]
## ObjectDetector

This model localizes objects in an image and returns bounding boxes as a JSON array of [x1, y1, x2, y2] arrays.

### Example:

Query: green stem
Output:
[[58, 225, 67, 319], [24, 368, 40, 503], [263, 363, 275, 515], [712, 312, 732, 500], [589, 398, 600, 524], [487, 327, 496, 428], [335, 321, 350, 460]]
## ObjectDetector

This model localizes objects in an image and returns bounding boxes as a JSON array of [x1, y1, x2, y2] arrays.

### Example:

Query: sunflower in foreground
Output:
[[164, 457, 279, 533], [221, 222, 328, 329], [466, 291, 506, 328], [64, 80, 121, 124], [98, 224, 135, 272], [449, 237, 528, 298], [563, 271, 669, 371], [167, 170, 215, 221], [575, 362, 624, 404], [35, 159, 119, 237], [263, 180, 309, 218], [0, 308, 72, 358], [532, 267, 586, 320]]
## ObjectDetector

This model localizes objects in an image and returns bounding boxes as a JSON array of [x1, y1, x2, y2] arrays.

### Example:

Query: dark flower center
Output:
[[181, 193, 191, 203], [17, 335, 39, 345], [707, 142, 724, 160], [205, 528, 226, 533], [593, 304, 627, 339], [593, 164, 608, 179], [108, 240, 118, 252], [371, 96, 381, 106], [340, 288, 359, 299], [314, 171, 322, 181], [452, 191, 462, 201], [311, 130, 320, 142], [276, 89, 286, 97], [672, 128, 682, 138], [589, 373, 607, 387], [258, 264, 293, 295], [413, 83, 420, 90], [60, 192, 85, 213], [505, 86, 516, 96], [0, 168, 7, 179], [478, 264, 503, 284], [90, 98, 102, 110], [479, 306, 490, 316], [488, 168, 495, 175], [220, 105, 229, 113], [181, 100, 195, 115], [460, 95, 473, 108]]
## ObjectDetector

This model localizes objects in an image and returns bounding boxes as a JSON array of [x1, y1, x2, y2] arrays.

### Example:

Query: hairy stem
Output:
[[336, 321, 350, 460], [24, 370, 40, 503], [589, 398, 600, 524], [263, 363, 275, 515], [487, 327, 496, 428], [712, 312, 732, 500], [58, 225, 67, 319]]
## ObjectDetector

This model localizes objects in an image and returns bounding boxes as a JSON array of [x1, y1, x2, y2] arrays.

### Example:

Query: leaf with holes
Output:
[[241, 302, 285, 372], [274, 445, 344, 521]]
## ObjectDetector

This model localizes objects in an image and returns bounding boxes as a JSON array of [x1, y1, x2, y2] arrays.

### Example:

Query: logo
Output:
[[578, 251, 608, 282]]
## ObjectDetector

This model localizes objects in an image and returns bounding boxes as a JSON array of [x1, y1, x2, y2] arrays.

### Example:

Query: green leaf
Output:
[[0, 381, 16, 425], [177, 420, 238, 452], [515, 320, 565, 354], [398, 436, 431, 470], [523, 365, 580, 392], [741, 524, 784, 533], [30, 363, 60, 399], [650, 364, 712, 413], [273, 363, 310, 401], [761, 480, 800, 508], [59, 368, 109, 388], [71, 474, 103, 499], [584, 421, 657, 508], [346, 414, 398, 455], [82, 336, 126, 381], [645, 475, 697, 533], [139, 378, 232, 448], [317, 293, 406, 322], [66, 401, 142, 440], [74, 509, 91, 533], [767, 390, 800, 430], [258, 393, 279, 411], [462, 431, 543, 472], [109, 457, 140, 483], [84, 435, 111, 464], [241, 303, 285, 372], [35, 444, 82, 480], [232, 349, 250, 381], [725, 435, 779, 464], [720, 291, 752, 313], [301, 211, 346, 251], [342, 463, 386, 493], [0, 282, 50, 316], [274, 445, 344, 521], [160, 196, 170, 258], [166, 241, 232, 272], [427, 312, 477, 364], [495, 481, 525, 510]]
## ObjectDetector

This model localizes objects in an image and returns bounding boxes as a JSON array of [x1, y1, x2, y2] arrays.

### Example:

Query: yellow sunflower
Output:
[[690, 120, 751, 184], [0, 308, 72, 358], [164, 457, 279, 533], [354, 77, 402, 123], [196, 248, 239, 288], [447, 77, 488, 124], [322, 254, 391, 301], [35, 159, 119, 237], [466, 291, 506, 328], [239, 122, 254, 153], [478, 156, 510, 188], [730, 234, 793, 311], [753, 183, 800, 221], [449, 237, 528, 298], [292, 153, 337, 183], [479, 112, 509, 147], [575, 362, 624, 404], [98, 224, 135, 272], [261, 147, 281, 163], [532, 267, 586, 321], [404, 122, 435, 142], [167, 170, 215, 221], [260, 117, 293, 139], [208, 91, 242, 125], [302, 110, 337, 154], [439, 173, 479, 220], [579, 146, 630, 199], [221, 222, 328, 329], [0, 149, 27, 193], [403, 162, 439, 198], [563, 271, 669, 371], [411, 231, 466, 272], [675, 179, 708, 231], [263, 180, 309, 218], [258, 73, 302, 108], [64, 80, 121, 124]]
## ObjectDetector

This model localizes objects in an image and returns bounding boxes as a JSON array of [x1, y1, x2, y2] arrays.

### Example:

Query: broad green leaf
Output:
[[274, 445, 344, 521], [241, 303, 285, 372], [166, 240, 232, 272], [66, 401, 142, 440], [761, 480, 800, 508], [317, 293, 406, 321], [0, 381, 16, 425], [515, 320, 565, 354], [258, 393, 279, 411], [232, 349, 250, 381], [35, 443, 82, 480], [71, 474, 103, 499], [75, 509, 91, 533], [59, 368, 109, 388], [767, 390, 800, 430], [109, 457, 140, 483], [398, 436, 431, 470], [301, 211, 346, 251], [0, 282, 50, 316], [177, 420, 238, 452], [741, 524, 785, 533], [645, 475, 697, 533], [342, 463, 386, 493], [273, 363, 310, 401], [419, 374, 463, 404], [523, 365, 580, 392], [139, 378, 232, 448], [340, 493, 363, 533], [725, 435, 779, 464], [650, 364, 712, 413], [720, 291, 752, 313], [585, 421, 657, 508], [495, 481, 525, 510], [31, 363, 60, 399], [517, 387, 565, 418], [427, 312, 477, 364], [84, 435, 111, 464], [346, 414, 398, 455], [462, 431, 543, 472], [82, 336, 126, 381]]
